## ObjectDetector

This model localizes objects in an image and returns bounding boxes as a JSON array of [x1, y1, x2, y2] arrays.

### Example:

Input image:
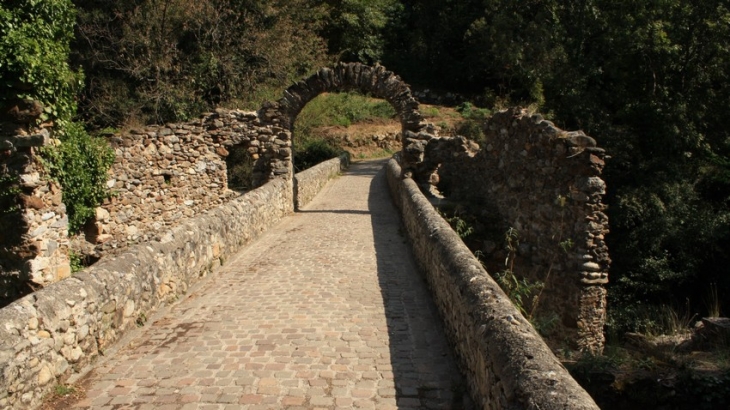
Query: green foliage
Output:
[[441, 211, 474, 240], [73, 0, 330, 127], [321, 0, 402, 63], [54, 384, 75, 396], [674, 370, 730, 410], [68, 250, 83, 273], [456, 102, 490, 121], [495, 269, 544, 319], [0, 0, 82, 125], [294, 138, 340, 172], [293, 92, 394, 170], [42, 122, 114, 234], [295, 92, 395, 136], [454, 102, 490, 143], [493, 228, 545, 318]]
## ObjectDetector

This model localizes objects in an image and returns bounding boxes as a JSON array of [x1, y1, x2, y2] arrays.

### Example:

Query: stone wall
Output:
[[85, 108, 291, 254], [0, 177, 294, 409], [427, 108, 609, 352], [294, 153, 350, 210], [386, 158, 599, 410], [0, 129, 70, 306]]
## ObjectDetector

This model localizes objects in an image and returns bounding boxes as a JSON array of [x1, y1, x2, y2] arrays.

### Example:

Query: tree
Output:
[[72, 0, 330, 127], [320, 0, 402, 64]]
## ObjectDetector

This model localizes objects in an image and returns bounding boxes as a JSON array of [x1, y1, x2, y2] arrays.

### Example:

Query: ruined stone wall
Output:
[[386, 158, 599, 410], [432, 108, 609, 352], [0, 129, 70, 305], [83, 109, 292, 255]]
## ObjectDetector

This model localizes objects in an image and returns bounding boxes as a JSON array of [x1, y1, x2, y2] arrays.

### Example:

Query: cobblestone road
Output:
[[56, 160, 472, 409]]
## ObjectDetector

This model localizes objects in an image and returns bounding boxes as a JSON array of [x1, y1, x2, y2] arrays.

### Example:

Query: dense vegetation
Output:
[[3, 0, 729, 334], [1, 0, 113, 234]]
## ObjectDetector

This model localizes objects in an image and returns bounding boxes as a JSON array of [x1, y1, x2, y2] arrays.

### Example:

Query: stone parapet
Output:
[[385, 158, 599, 410]]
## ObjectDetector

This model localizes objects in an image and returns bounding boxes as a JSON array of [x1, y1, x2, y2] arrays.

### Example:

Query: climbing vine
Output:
[[40, 123, 114, 234]]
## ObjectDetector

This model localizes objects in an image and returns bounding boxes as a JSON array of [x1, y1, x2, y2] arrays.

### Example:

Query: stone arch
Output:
[[257, 63, 430, 181]]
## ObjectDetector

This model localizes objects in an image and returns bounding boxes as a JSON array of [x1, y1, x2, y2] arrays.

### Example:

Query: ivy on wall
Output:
[[41, 123, 115, 233]]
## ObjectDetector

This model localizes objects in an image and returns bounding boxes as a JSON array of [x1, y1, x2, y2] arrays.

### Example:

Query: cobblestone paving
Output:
[[60, 160, 472, 409]]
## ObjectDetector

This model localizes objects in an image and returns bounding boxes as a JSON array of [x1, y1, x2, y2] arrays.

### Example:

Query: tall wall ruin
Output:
[[421, 108, 610, 352], [0, 126, 71, 306]]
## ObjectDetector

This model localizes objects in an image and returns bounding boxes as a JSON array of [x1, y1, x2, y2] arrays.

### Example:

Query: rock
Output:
[[123, 300, 135, 317], [20, 194, 44, 210], [582, 262, 601, 272], [37, 366, 53, 385]]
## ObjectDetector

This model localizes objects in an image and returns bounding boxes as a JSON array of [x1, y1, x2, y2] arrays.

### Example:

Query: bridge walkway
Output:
[[50, 160, 472, 410]]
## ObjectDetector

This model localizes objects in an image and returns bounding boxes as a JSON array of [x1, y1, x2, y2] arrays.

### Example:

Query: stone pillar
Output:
[[0, 129, 70, 305]]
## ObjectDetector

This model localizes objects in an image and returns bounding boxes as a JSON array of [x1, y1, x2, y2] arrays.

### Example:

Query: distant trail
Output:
[[52, 159, 472, 409]]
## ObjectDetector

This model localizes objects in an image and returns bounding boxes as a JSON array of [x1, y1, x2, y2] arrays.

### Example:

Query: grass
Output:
[[54, 384, 75, 396], [705, 283, 722, 318], [294, 92, 395, 140]]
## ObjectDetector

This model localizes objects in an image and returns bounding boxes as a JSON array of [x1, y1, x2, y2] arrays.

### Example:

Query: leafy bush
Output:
[[0, 0, 82, 126], [455, 102, 490, 143], [294, 138, 341, 171], [42, 122, 114, 234], [1, 0, 114, 235]]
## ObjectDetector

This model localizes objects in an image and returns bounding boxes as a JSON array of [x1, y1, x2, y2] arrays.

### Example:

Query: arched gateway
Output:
[[256, 62, 430, 182]]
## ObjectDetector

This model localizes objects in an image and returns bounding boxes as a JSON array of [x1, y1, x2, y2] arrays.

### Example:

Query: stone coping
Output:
[[385, 158, 599, 409]]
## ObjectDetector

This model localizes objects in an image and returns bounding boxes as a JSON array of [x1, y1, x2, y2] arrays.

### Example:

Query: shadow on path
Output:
[[362, 160, 473, 409]]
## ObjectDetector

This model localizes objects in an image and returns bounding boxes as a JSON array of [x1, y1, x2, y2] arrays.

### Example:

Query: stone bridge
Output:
[[0, 63, 607, 409]]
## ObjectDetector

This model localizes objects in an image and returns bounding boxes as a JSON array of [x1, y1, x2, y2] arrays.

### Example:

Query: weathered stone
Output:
[[37, 366, 53, 385], [19, 194, 44, 210], [123, 300, 135, 317]]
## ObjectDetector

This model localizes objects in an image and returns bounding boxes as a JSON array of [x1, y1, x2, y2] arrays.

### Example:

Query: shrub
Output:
[[41, 122, 114, 234], [0, 0, 81, 126], [294, 138, 341, 171]]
